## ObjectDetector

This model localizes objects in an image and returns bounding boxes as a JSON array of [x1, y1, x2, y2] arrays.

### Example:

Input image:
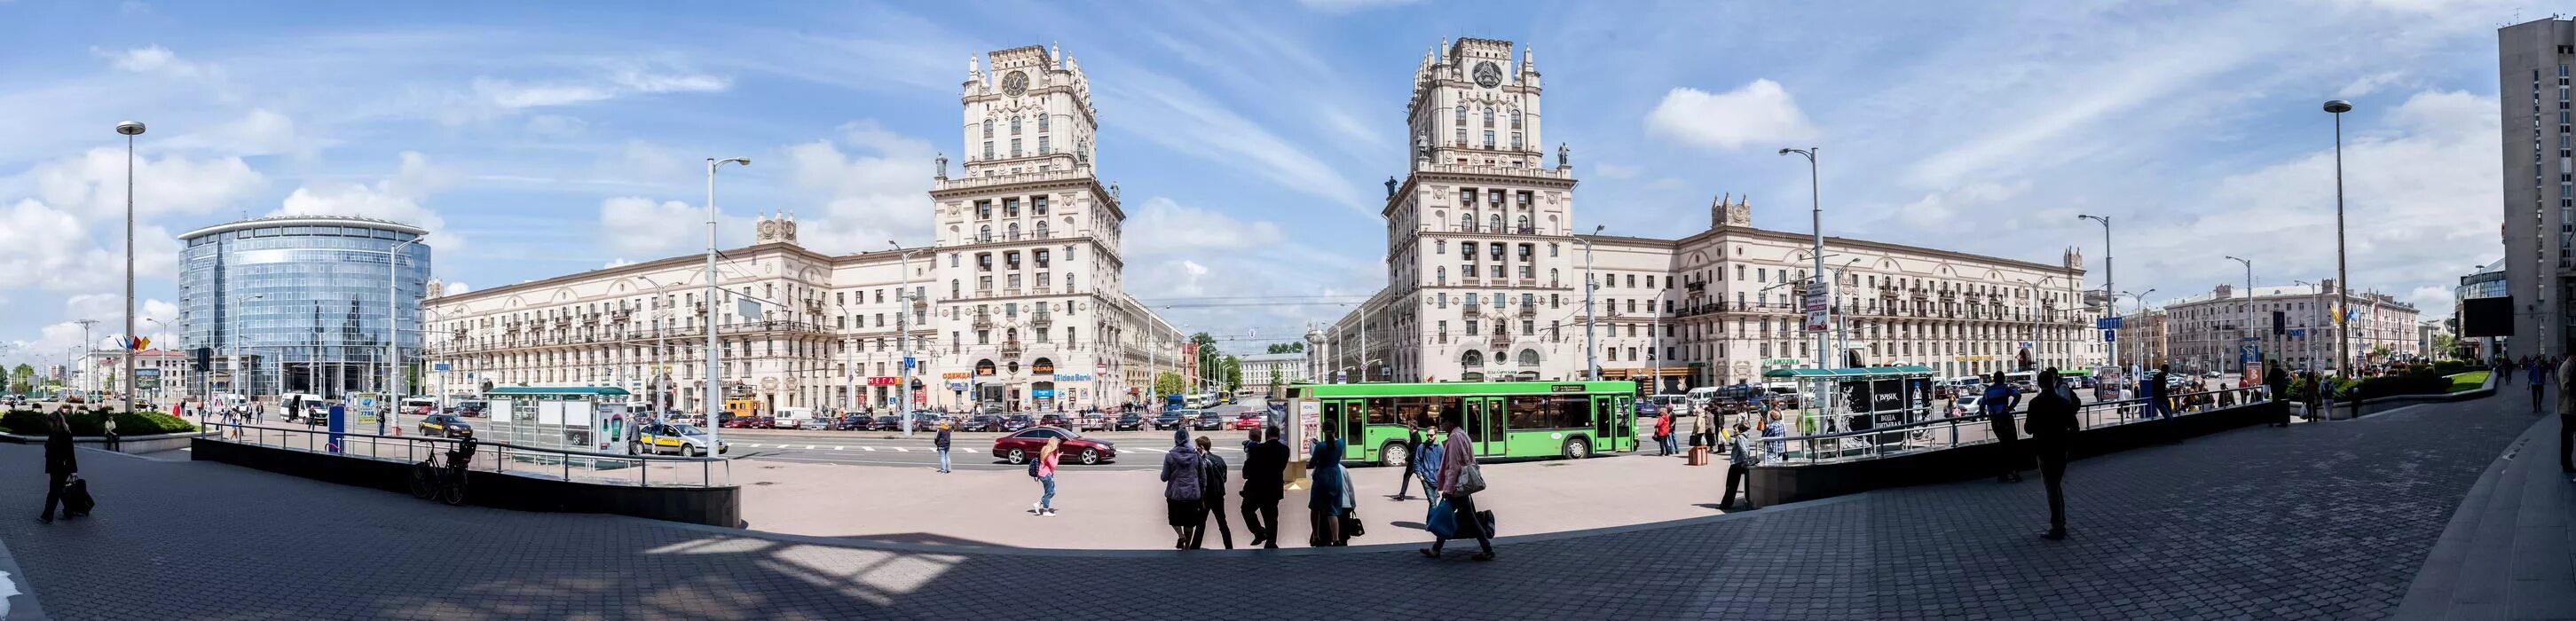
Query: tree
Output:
[[1189, 332, 1220, 387], [1154, 372, 1186, 396], [1264, 342, 1306, 354], [1221, 355, 1242, 392], [1266, 368, 1283, 394]]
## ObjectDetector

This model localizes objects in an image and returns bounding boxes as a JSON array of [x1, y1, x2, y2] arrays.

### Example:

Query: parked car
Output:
[[1038, 413, 1070, 428], [1076, 413, 1108, 431], [1114, 413, 1146, 431], [963, 415, 1004, 432], [991, 426, 1117, 466], [1232, 413, 1264, 430], [446, 400, 488, 417], [871, 415, 905, 430], [629, 422, 729, 457], [1151, 413, 1184, 430], [1002, 414, 1036, 432], [1192, 413, 1226, 431], [417, 413, 474, 438], [830, 414, 870, 430]]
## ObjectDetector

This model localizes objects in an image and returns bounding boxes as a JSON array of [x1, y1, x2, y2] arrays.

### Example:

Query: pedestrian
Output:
[[1413, 422, 1445, 504], [1029, 436, 1060, 517], [1654, 408, 1675, 456], [2533, 358, 2553, 414], [2265, 360, 2292, 427], [1306, 425, 1347, 546], [1762, 410, 1788, 461], [2025, 367, 2083, 541], [1191, 436, 1234, 549], [1391, 417, 1424, 500], [1694, 403, 1717, 450], [1158, 430, 1201, 548], [934, 421, 953, 473], [1241, 426, 1288, 549], [101, 411, 119, 452], [1716, 419, 1761, 511], [2558, 353, 2576, 481], [2500, 356, 2516, 386], [1421, 413, 1494, 561], [36, 411, 80, 524], [1982, 372, 2024, 483]]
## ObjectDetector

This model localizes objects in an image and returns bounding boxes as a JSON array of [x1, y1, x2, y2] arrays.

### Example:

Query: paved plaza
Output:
[[0, 395, 2555, 619]]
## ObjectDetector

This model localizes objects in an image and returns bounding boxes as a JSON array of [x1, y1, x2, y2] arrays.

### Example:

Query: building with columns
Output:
[[2123, 281, 2421, 374], [423, 43, 1186, 414], [1321, 37, 2105, 391]]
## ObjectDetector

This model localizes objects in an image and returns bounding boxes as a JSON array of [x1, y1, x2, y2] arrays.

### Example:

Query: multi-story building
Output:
[[423, 44, 1186, 414], [79, 349, 192, 403], [176, 216, 434, 399], [2500, 17, 2576, 358], [1322, 37, 2104, 391], [1237, 352, 1309, 397], [2459, 257, 2508, 358], [2132, 280, 2420, 374]]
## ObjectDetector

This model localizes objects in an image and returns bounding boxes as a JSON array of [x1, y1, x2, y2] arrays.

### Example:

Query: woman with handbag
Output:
[[1306, 426, 1348, 546], [1421, 414, 1494, 561]]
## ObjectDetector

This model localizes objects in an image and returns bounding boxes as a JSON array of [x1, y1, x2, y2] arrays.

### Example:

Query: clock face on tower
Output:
[[1473, 61, 1502, 88], [1003, 70, 1028, 97]]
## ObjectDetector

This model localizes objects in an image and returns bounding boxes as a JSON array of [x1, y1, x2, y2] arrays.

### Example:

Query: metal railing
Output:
[[199, 422, 731, 488], [1753, 386, 2272, 466]]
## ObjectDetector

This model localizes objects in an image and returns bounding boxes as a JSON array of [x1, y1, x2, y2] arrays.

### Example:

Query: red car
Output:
[[1232, 413, 1264, 430], [991, 426, 1118, 466]]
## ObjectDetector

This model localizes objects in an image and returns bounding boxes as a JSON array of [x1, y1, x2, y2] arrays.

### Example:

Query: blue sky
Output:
[[0, 0, 2520, 368]]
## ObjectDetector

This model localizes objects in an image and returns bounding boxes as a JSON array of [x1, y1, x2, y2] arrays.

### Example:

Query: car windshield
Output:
[[670, 425, 704, 436]]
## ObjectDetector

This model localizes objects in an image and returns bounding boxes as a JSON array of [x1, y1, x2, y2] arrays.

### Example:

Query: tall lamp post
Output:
[[2225, 255, 2255, 375], [2323, 99, 2353, 377], [2076, 214, 2114, 377], [704, 156, 750, 452], [889, 241, 928, 435], [384, 237, 422, 407], [1581, 224, 1603, 381], [2120, 288, 2155, 373], [1779, 147, 1829, 370], [117, 120, 145, 414]]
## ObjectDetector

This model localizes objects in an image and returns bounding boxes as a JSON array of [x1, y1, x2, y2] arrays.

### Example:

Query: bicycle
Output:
[[408, 439, 475, 506]]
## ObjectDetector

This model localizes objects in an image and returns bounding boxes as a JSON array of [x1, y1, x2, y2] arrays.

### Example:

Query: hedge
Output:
[[2, 410, 198, 436]]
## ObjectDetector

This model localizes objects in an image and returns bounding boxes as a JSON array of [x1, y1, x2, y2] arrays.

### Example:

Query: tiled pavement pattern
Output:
[[0, 397, 2538, 619]]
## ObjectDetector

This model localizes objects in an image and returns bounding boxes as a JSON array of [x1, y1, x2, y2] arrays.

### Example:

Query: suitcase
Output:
[[1687, 446, 1711, 466], [61, 476, 94, 515]]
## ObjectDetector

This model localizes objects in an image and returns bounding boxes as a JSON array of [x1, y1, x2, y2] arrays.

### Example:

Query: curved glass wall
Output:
[[177, 219, 431, 398]]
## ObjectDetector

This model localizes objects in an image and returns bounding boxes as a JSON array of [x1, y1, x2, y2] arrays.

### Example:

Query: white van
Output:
[[279, 393, 327, 422], [773, 406, 824, 430]]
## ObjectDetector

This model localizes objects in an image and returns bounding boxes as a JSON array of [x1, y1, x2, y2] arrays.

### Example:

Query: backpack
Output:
[[1027, 454, 1042, 477]]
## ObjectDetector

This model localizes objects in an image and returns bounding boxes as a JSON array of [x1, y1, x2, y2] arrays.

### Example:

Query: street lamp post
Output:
[[889, 241, 927, 436], [1581, 224, 1603, 381], [2324, 99, 2353, 377], [634, 275, 674, 416], [1780, 147, 1828, 370], [2076, 214, 2114, 375], [2225, 255, 2255, 375], [2120, 289, 2155, 374], [705, 157, 750, 452], [117, 120, 145, 414], [385, 237, 422, 412]]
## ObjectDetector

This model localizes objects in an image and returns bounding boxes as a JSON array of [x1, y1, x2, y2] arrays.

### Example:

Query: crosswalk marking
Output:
[[891, 446, 910, 452]]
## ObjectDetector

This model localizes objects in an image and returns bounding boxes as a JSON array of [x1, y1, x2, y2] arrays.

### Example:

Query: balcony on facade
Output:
[[1001, 340, 1024, 359]]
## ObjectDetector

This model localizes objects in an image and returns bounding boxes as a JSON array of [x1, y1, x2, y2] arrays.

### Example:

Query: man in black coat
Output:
[[2025, 368, 2083, 541], [2264, 360, 2292, 427], [38, 412, 80, 523], [1239, 426, 1290, 549]]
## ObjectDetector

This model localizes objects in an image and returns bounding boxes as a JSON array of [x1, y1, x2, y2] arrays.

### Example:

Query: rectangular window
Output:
[[1010, 138, 1022, 157], [1483, 130, 1495, 149], [1467, 319, 1480, 335], [982, 141, 994, 159], [1037, 136, 1051, 153]]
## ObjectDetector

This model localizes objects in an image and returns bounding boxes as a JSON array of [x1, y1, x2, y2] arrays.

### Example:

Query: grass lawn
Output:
[[2444, 371, 2491, 393]]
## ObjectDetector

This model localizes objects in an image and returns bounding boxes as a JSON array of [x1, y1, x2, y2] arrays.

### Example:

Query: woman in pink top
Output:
[[1032, 437, 1060, 516], [1423, 415, 1494, 561]]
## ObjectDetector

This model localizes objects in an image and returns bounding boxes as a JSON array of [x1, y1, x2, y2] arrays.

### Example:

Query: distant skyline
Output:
[[0, 0, 2516, 368]]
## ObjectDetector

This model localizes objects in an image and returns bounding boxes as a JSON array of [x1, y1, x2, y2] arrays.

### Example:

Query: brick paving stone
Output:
[[0, 397, 2533, 619]]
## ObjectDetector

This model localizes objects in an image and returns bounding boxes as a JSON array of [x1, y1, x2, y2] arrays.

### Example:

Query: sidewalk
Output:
[[2395, 413, 2576, 618], [0, 394, 2540, 619]]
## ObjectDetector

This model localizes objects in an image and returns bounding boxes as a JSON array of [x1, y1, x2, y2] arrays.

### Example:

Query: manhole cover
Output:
[[752, 481, 776, 485]]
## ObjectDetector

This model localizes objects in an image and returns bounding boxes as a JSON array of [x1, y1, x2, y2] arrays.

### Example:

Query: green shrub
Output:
[[2, 410, 197, 436]]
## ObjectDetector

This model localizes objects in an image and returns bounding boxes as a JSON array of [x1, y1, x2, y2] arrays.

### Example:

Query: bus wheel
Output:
[[1379, 441, 1410, 468], [1563, 437, 1593, 460]]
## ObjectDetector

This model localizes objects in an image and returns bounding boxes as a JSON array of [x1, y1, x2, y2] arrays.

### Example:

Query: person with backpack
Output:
[[1157, 430, 1201, 548], [1421, 413, 1493, 561], [1981, 372, 2025, 483], [1028, 436, 1060, 516], [934, 421, 953, 474], [1190, 436, 1234, 549], [2026, 368, 2084, 541]]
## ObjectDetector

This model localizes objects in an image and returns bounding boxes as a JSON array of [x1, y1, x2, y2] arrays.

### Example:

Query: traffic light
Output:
[[2272, 311, 2285, 335], [193, 347, 212, 372]]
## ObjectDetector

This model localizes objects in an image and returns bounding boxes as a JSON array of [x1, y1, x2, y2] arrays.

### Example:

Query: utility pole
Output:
[[705, 156, 750, 450], [1582, 224, 1602, 381]]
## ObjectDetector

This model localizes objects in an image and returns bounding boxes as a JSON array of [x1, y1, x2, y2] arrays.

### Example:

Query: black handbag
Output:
[[1341, 507, 1366, 538], [61, 476, 94, 515]]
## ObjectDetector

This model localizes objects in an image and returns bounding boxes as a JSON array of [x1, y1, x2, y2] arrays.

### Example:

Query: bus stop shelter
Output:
[[484, 386, 639, 470], [1761, 366, 1937, 449]]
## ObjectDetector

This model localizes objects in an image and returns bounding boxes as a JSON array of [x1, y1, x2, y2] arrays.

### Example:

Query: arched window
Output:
[[1006, 328, 1019, 342], [1436, 266, 1447, 286], [1454, 105, 1466, 123], [1517, 349, 1540, 366], [978, 225, 991, 241], [1035, 221, 1049, 238], [1038, 114, 1050, 131], [1489, 214, 1504, 232], [1458, 212, 1474, 231], [982, 119, 994, 138], [1511, 109, 1523, 129], [1006, 223, 1020, 240], [1461, 350, 1484, 366], [1549, 269, 1559, 287], [949, 279, 960, 297], [1483, 106, 1494, 128], [1434, 240, 1446, 254]]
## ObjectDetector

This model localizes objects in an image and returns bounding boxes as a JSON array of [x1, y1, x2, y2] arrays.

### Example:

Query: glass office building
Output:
[[177, 216, 432, 399]]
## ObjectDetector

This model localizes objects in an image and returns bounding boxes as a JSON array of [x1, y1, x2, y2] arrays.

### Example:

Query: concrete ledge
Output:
[[0, 431, 201, 454], [189, 437, 741, 527], [1748, 401, 2284, 507]]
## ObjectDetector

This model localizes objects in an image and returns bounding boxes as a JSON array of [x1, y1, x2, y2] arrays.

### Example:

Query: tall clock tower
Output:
[[1364, 36, 1580, 383]]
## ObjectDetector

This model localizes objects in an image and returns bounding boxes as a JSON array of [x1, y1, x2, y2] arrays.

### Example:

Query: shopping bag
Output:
[[61, 476, 94, 515], [1426, 499, 1457, 539]]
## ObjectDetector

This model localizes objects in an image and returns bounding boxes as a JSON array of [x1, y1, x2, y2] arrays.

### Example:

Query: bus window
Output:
[[1343, 400, 1367, 458], [1507, 396, 1549, 429], [1321, 400, 1343, 442]]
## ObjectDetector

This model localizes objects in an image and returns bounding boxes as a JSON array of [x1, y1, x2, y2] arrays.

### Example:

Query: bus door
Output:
[[1464, 397, 1505, 456], [1592, 394, 1618, 450]]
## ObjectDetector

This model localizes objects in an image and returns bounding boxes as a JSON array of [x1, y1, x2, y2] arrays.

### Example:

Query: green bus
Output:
[[1284, 381, 1640, 467]]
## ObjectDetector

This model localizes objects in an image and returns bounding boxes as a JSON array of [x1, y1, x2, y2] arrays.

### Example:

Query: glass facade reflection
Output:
[[178, 216, 432, 398]]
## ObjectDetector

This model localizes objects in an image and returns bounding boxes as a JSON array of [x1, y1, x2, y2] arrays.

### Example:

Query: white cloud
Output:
[[524, 114, 587, 138], [597, 196, 702, 257], [272, 152, 462, 249], [27, 148, 265, 223], [1895, 180, 2031, 228], [2337, 72, 2405, 98], [1591, 163, 1641, 179], [442, 282, 471, 295], [779, 120, 936, 254], [96, 44, 208, 77], [1645, 80, 1818, 151], [471, 64, 730, 110], [1123, 198, 1285, 255], [0, 200, 119, 292], [603, 258, 637, 269], [1094, 68, 1371, 211]]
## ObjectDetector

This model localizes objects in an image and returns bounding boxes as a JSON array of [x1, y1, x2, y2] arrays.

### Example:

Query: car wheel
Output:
[[689, 445, 705, 458], [1379, 441, 1410, 468], [1006, 448, 1028, 464], [1080, 448, 1100, 465], [1563, 436, 1593, 460]]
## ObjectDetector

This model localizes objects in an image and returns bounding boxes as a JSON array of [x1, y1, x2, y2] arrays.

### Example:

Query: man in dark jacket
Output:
[[1240, 426, 1289, 549], [1981, 372, 2024, 483], [1391, 419, 1425, 500], [1190, 436, 1234, 549], [2024, 368, 2083, 540], [933, 421, 953, 474], [2264, 360, 2292, 427], [39, 412, 80, 523]]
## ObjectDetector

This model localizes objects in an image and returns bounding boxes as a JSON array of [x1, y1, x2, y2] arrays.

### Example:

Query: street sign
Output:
[[2288, 328, 2306, 338], [2096, 317, 2123, 330], [902, 356, 916, 370], [433, 362, 451, 372], [2103, 329, 2117, 342], [1801, 287, 1830, 333], [2242, 335, 2260, 342]]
